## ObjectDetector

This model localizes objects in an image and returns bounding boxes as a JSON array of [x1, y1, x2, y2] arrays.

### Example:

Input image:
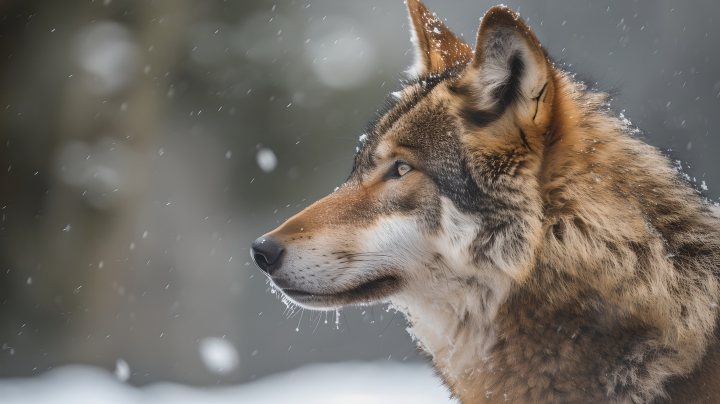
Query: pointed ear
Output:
[[460, 6, 555, 130], [406, 0, 472, 78]]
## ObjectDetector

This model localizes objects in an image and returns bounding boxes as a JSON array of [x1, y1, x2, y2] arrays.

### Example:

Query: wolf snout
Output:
[[250, 236, 285, 275]]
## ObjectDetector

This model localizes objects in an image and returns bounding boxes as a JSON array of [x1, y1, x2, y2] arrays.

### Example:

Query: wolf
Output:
[[250, 1, 720, 402]]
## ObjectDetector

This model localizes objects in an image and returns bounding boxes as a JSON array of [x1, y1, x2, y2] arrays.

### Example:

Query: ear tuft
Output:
[[406, 0, 472, 78]]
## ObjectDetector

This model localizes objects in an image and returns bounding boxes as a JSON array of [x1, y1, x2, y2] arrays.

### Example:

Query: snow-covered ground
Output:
[[0, 361, 456, 404]]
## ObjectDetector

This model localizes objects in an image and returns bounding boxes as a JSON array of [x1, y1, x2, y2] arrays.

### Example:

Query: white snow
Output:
[[256, 148, 277, 173], [199, 337, 240, 375], [114, 359, 130, 382], [56, 137, 137, 210], [0, 361, 455, 404], [74, 22, 139, 94], [305, 18, 377, 89]]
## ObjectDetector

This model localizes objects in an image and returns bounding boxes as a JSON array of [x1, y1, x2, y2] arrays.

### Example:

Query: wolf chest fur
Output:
[[250, 1, 720, 403]]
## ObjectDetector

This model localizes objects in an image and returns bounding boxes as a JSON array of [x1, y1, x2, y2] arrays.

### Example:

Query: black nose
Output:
[[250, 236, 285, 275]]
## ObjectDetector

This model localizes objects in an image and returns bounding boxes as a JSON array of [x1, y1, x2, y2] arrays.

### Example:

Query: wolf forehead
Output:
[[349, 69, 486, 213]]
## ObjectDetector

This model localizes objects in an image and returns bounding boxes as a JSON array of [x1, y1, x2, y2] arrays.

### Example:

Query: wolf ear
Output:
[[460, 6, 554, 129], [406, 0, 473, 78]]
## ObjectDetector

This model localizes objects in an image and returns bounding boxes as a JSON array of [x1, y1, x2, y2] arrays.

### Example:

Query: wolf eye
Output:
[[397, 162, 412, 177], [385, 161, 413, 180]]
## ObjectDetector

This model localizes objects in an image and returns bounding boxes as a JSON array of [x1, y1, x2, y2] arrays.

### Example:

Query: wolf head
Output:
[[251, 2, 556, 310], [250, 2, 720, 402]]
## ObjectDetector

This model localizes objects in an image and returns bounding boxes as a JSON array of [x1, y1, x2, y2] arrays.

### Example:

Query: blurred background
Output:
[[0, 0, 718, 394]]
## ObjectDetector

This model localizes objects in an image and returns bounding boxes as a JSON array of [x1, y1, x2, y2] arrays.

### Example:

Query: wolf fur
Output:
[[251, 2, 720, 402]]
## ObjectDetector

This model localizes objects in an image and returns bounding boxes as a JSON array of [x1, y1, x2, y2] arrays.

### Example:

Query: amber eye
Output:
[[397, 162, 412, 176]]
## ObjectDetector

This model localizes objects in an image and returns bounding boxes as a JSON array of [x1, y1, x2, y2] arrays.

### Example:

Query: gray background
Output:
[[0, 0, 718, 386]]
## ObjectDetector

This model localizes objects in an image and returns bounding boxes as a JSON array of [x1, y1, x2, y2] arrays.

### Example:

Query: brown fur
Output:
[[253, 3, 720, 403]]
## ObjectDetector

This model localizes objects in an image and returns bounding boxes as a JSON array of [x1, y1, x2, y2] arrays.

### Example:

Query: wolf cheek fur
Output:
[[250, 1, 720, 403]]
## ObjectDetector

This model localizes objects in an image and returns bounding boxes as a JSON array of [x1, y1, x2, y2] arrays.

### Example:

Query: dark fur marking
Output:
[[453, 310, 472, 339], [519, 128, 532, 151], [532, 82, 548, 122], [451, 53, 525, 131], [430, 148, 486, 213], [447, 81, 472, 97], [495, 52, 525, 111], [552, 221, 564, 242], [458, 106, 500, 130]]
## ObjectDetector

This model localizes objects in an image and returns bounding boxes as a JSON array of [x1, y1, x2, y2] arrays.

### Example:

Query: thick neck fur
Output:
[[395, 72, 720, 403], [391, 198, 516, 401], [394, 261, 512, 389]]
